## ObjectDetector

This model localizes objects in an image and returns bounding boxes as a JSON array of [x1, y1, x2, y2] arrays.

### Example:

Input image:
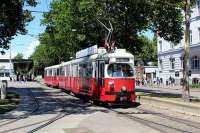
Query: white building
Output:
[[157, 5, 200, 85]]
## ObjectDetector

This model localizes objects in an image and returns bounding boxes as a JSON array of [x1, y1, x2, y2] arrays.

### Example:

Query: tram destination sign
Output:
[[76, 45, 98, 58]]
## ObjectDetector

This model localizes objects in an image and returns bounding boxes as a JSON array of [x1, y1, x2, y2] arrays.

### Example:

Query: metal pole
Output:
[[9, 43, 12, 76]]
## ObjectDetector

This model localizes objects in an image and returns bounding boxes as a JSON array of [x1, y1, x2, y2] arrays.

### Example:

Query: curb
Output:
[[138, 96, 200, 117], [136, 86, 200, 92]]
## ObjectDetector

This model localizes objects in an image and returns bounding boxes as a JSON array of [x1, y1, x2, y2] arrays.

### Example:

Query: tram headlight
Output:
[[121, 86, 127, 92], [108, 81, 115, 91]]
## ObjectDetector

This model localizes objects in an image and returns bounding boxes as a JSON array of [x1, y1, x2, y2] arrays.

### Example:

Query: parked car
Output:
[[0, 72, 11, 81]]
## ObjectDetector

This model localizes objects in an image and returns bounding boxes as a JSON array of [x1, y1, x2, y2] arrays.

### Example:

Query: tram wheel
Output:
[[102, 102, 109, 107], [93, 100, 100, 106]]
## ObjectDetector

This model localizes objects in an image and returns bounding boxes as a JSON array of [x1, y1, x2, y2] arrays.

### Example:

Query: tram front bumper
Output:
[[101, 91, 136, 102]]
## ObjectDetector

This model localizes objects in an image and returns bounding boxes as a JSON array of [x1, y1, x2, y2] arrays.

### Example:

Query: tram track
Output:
[[37, 83, 200, 133], [26, 88, 69, 133], [108, 106, 200, 133], [0, 89, 40, 127], [137, 107, 200, 130], [0, 86, 70, 133]]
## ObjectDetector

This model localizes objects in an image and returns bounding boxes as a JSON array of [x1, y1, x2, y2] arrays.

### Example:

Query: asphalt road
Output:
[[0, 82, 199, 133]]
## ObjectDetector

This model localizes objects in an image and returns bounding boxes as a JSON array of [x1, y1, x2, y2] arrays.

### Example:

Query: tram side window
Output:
[[57, 68, 60, 76], [61, 67, 65, 76], [47, 70, 50, 76], [78, 63, 92, 78], [87, 62, 93, 77], [5, 73, 10, 77], [68, 65, 70, 76], [69, 65, 72, 77], [44, 70, 47, 76], [67, 65, 70, 76], [59, 67, 62, 76], [46, 70, 49, 76], [53, 69, 57, 76], [65, 66, 68, 76], [49, 69, 52, 76], [79, 63, 87, 77], [72, 65, 78, 77], [46, 70, 48, 76], [64, 66, 67, 76], [76, 65, 79, 77]]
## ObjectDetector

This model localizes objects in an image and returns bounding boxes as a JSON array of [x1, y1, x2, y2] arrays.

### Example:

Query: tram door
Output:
[[98, 61, 105, 90]]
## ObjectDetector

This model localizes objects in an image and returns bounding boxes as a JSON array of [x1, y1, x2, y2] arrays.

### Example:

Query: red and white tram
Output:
[[44, 45, 136, 103]]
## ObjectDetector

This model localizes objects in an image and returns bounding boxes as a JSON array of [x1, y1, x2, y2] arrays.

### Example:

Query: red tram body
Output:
[[44, 46, 136, 103]]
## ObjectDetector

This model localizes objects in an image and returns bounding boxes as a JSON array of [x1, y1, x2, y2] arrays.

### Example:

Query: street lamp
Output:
[[9, 43, 12, 77]]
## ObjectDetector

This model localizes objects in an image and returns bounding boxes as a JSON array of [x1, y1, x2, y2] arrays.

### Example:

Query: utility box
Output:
[[1, 80, 8, 100]]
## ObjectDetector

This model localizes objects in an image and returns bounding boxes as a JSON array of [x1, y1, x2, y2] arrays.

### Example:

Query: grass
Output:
[[0, 92, 20, 114], [190, 84, 200, 88], [136, 91, 200, 104]]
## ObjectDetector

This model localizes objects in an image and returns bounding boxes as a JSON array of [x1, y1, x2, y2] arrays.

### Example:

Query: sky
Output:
[[1, 0, 154, 59]]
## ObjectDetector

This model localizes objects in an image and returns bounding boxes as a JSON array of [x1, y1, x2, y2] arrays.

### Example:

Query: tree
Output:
[[14, 53, 24, 59], [41, 0, 183, 53], [182, 0, 191, 101], [135, 35, 157, 66], [33, 0, 183, 74], [0, 0, 37, 54]]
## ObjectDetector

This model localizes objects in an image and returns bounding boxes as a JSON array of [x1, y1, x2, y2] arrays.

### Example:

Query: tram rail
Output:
[[108, 106, 200, 133]]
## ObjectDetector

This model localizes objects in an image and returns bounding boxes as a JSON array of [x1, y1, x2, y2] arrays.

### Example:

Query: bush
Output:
[[191, 84, 200, 88]]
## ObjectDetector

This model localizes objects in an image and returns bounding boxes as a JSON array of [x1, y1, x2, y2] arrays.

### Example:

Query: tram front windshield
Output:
[[107, 63, 134, 77]]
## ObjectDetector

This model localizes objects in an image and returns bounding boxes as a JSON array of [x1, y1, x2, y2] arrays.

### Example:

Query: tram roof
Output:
[[46, 48, 134, 68], [45, 64, 60, 70], [72, 48, 134, 63], [93, 48, 134, 59], [60, 60, 73, 66]]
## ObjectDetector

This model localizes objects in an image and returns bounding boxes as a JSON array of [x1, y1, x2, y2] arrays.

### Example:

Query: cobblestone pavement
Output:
[[0, 82, 199, 133]]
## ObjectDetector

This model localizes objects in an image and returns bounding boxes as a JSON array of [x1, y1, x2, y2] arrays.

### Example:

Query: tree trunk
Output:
[[182, 0, 191, 102]]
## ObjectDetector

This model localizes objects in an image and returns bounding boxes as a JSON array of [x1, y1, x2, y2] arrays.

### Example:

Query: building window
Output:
[[180, 56, 183, 68], [198, 28, 200, 42], [170, 42, 174, 49], [191, 56, 200, 69], [170, 58, 175, 70], [159, 59, 163, 70], [190, 30, 192, 44], [197, 0, 200, 15], [159, 40, 162, 52]]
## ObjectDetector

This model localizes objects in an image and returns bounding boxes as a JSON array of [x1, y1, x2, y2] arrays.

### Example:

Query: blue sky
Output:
[[1, 0, 154, 59]]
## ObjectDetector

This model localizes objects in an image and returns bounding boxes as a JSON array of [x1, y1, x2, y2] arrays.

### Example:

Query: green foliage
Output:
[[31, 32, 72, 74], [135, 35, 157, 66], [32, 0, 187, 74], [0, 0, 36, 54], [13, 53, 24, 59]]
